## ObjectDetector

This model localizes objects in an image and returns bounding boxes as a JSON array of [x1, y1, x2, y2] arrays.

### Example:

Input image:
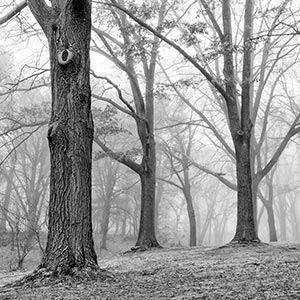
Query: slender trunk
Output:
[[133, 199, 139, 238], [40, 2, 97, 273], [277, 193, 287, 241], [1, 161, 16, 232], [261, 174, 278, 242], [155, 165, 164, 236], [290, 202, 300, 241], [252, 174, 258, 233], [100, 200, 111, 250], [0, 175, 13, 232], [183, 186, 197, 246], [121, 212, 127, 236], [265, 204, 277, 242]]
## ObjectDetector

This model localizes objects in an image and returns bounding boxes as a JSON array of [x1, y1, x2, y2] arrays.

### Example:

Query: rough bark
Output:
[[232, 133, 258, 242], [135, 135, 160, 248], [26, 0, 98, 273], [229, 0, 258, 243]]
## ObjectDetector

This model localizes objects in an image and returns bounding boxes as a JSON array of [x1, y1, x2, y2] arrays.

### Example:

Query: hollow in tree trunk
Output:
[[26, 1, 98, 274]]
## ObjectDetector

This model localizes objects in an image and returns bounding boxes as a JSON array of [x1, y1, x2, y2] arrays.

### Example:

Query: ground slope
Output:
[[1, 243, 300, 299]]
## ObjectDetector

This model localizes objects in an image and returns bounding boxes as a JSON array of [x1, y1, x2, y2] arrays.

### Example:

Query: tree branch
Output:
[[0, 1, 27, 25], [93, 135, 142, 174], [157, 177, 183, 191], [199, 0, 224, 40], [27, 0, 55, 37], [190, 159, 237, 191], [107, 0, 233, 106], [256, 114, 300, 184]]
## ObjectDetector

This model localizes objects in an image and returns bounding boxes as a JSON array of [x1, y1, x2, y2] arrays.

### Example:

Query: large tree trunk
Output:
[[135, 137, 160, 248], [225, 0, 258, 243], [37, 1, 97, 273], [136, 172, 160, 248], [232, 134, 258, 242]]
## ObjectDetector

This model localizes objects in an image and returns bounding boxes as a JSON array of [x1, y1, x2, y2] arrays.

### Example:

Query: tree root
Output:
[[216, 239, 269, 250], [2, 266, 114, 290], [123, 244, 163, 254]]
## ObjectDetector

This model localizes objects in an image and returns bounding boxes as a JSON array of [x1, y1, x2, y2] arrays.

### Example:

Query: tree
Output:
[[1, 1, 98, 275], [91, 0, 170, 249], [107, 0, 258, 244], [111, 0, 300, 243], [6, 129, 49, 248], [159, 114, 198, 247], [93, 157, 120, 250]]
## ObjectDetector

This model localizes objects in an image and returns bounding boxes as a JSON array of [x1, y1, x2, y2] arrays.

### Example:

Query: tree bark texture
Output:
[[27, 0, 98, 273], [232, 133, 258, 242], [135, 133, 159, 248], [222, 0, 258, 243]]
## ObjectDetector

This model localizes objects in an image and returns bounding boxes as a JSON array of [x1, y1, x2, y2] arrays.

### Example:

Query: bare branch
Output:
[[0, 1, 27, 25], [198, 0, 224, 40], [190, 159, 237, 191], [92, 93, 134, 117], [0, 126, 43, 169], [256, 113, 300, 184], [0, 120, 48, 137], [91, 71, 136, 115], [93, 135, 142, 174], [157, 177, 183, 191], [107, 0, 233, 106], [27, 0, 55, 36]]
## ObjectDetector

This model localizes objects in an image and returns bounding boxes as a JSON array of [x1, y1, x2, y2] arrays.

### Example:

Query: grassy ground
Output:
[[0, 242, 300, 299]]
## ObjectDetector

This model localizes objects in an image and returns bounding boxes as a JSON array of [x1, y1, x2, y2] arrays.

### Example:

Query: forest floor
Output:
[[0, 242, 300, 299]]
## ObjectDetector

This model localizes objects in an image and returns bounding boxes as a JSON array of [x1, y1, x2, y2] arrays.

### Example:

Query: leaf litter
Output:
[[1, 242, 300, 299]]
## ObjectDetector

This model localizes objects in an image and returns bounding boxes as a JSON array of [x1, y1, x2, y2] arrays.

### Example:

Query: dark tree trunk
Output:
[[136, 170, 160, 248], [184, 189, 197, 247], [135, 135, 160, 248], [36, 1, 97, 273], [265, 204, 277, 242], [232, 134, 259, 242], [182, 160, 197, 247]]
